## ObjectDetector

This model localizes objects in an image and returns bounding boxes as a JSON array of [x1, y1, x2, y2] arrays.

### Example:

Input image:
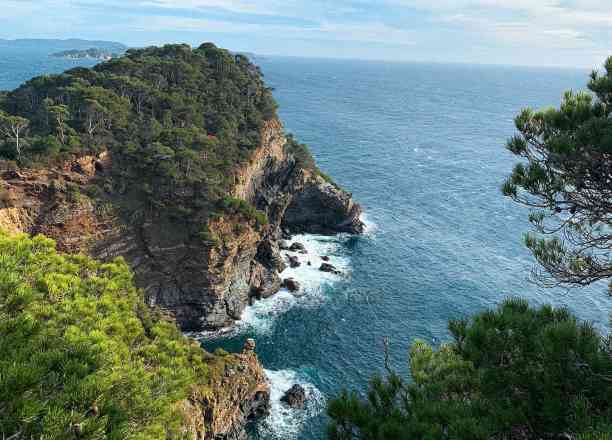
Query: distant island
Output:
[[50, 47, 120, 60]]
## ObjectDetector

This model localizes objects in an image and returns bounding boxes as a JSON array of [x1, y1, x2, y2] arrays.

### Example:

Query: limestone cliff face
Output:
[[0, 118, 363, 331]]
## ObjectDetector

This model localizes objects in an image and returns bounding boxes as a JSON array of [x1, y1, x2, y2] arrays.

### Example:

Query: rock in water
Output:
[[280, 384, 307, 409], [281, 278, 300, 292], [319, 262, 340, 274], [288, 255, 301, 268], [321, 255, 330, 261], [289, 242, 307, 253], [282, 174, 365, 234], [243, 338, 256, 352]]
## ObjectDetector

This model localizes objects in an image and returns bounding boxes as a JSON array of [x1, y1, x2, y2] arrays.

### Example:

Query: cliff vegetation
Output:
[[0, 231, 262, 439]]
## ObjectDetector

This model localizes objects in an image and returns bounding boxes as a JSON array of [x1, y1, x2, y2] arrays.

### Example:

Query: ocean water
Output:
[[1, 48, 609, 439]]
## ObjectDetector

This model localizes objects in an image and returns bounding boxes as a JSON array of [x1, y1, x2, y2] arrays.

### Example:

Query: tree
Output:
[[327, 299, 612, 440], [502, 57, 612, 291], [48, 103, 70, 144], [0, 111, 29, 158], [83, 98, 108, 137], [0, 231, 216, 439]]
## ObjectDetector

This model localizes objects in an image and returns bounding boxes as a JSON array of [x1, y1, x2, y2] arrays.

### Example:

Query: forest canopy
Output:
[[0, 43, 278, 204]]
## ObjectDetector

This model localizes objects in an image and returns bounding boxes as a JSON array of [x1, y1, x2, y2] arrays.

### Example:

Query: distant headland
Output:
[[50, 47, 121, 60]]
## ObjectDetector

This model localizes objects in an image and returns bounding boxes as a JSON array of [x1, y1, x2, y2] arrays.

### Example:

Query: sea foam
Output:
[[196, 232, 350, 339], [254, 368, 325, 439]]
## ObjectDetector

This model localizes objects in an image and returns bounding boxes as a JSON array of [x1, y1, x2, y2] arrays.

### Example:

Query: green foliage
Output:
[[285, 134, 316, 171], [219, 196, 268, 227], [328, 299, 612, 440], [503, 56, 612, 291], [0, 231, 214, 439], [0, 43, 278, 215], [285, 134, 340, 188]]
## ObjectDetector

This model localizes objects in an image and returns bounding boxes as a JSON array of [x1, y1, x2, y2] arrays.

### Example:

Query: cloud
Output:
[[0, 0, 610, 66]]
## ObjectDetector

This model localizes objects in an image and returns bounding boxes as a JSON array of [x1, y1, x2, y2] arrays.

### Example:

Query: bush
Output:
[[219, 196, 268, 227], [0, 231, 212, 439], [328, 299, 612, 440]]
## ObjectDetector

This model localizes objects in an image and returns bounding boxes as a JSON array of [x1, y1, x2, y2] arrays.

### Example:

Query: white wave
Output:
[[194, 233, 351, 340], [360, 212, 378, 235], [236, 233, 349, 334], [255, 368, 326, 439]]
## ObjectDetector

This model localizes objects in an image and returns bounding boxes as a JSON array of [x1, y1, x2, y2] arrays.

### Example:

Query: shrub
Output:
[[328, 299, 612, 440], [0, 231, 212, 439], [219, 196, 268, 227]]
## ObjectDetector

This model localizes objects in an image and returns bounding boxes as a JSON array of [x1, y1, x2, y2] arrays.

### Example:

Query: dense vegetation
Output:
[[0, 231, 226, 439], [327, 58, 612, 439], [503, 56, 612, 292], [0, 43, 278, 223], [328, 300, 612, 439]]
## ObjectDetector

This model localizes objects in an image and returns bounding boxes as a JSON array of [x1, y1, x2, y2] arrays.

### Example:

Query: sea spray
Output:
[[194, 233, 352, 340]]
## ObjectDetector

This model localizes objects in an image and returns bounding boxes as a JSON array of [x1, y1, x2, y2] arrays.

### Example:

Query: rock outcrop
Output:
[[180, 339, 271, 439], [281, 278, 301, 292], [280, 384, 307, 409]]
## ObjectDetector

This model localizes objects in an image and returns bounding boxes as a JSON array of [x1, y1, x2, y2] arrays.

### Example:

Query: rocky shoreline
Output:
[[0, 117, 363, 437]]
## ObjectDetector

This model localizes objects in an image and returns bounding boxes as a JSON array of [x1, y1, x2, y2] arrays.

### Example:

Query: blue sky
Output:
[[2, 0, 611, 67]]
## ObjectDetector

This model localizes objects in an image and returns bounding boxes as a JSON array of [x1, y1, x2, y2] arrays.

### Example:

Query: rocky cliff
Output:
[[180, 339, 270, 440], [0, 118, 363, 332], [0, 117, 362, 437]]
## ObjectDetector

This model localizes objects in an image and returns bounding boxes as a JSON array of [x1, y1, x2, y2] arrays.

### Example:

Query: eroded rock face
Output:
[[0, 118, 362, 440], [179, 339, 271, 440], [282, 175, 365, 235]]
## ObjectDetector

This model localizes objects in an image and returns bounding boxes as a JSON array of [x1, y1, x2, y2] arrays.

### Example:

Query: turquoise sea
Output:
[[1, 47, 609, 439]]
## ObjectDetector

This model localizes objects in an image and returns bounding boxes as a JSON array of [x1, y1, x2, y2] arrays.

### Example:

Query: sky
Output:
[[1, 0, 611, 68]]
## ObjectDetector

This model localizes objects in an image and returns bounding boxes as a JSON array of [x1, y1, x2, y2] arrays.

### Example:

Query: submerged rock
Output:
[[319, 262, 340, 274], [281, 228, 292, 240], [281, 278, 300, 292], [288, 255, 301, 268], [281, 384, 307, 409], [289, 242, 307, 253], [321, 255, 330, 262]]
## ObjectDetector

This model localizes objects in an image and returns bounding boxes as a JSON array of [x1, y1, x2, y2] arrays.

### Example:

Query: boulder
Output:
[[281, 278, 300, 292], [243, 338, 256, 352], [319, 263, 340, 274], [321, 256, 330, 262], [289, 242, 307, 253], [288, 255, 300, 268], [280, 384, 307, 409], [282, 175, 365, 235]]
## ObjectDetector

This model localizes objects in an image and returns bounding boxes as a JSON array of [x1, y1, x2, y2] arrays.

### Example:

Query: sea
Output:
[[1, 46, 609, 440]]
